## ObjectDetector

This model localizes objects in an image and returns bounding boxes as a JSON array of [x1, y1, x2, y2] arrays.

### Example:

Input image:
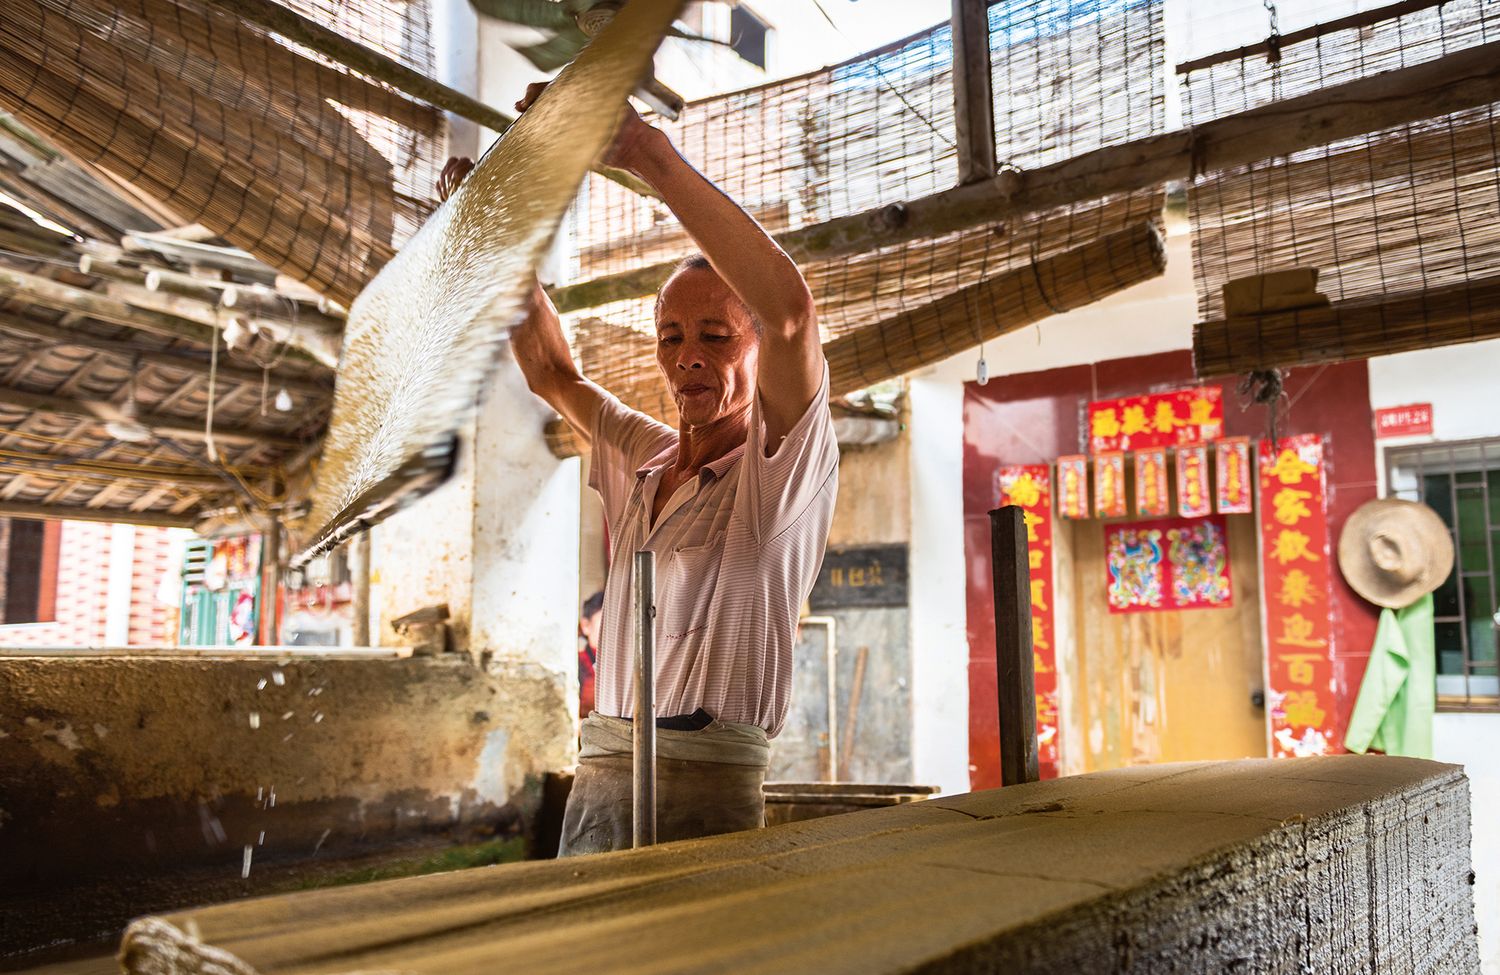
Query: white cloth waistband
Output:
[[579, 712, 769, 767]]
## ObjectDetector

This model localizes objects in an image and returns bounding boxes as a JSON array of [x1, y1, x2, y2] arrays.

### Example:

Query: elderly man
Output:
[[440, 84, 836, 855]]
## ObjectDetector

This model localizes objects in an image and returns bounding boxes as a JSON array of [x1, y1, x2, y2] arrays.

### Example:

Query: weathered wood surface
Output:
[[110, 756, 1477, 975]]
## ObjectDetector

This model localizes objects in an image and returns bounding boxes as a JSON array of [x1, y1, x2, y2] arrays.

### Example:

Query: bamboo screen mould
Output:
[[294, 0, 686, 562], [559, 0, 1166, 451], [0, 0, 443, 309], [1183, 0, 1500, 374]]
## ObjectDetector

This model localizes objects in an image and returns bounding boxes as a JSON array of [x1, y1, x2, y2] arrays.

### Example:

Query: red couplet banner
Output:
[[996, 465, 1060, 778], [1088, 386, 1224, 453], [1258, 434, 1339, 758]]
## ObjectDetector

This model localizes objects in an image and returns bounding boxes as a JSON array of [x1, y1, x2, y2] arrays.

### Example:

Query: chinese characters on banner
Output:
[[1088, 386, 1224, 453], [1216, 436, 1253, 513], [1258, 435, 1339, 758], [1057, 455, 1089, 519], [1105, 516, 1233, 613], [1176, 443, 1212, 518], [1094, 451, 1126, 518], [1135, 448, 1170, 517], [996, 465, 1060, 778]]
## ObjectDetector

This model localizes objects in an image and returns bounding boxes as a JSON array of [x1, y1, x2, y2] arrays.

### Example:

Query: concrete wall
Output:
[[0, 649, 560, 958]]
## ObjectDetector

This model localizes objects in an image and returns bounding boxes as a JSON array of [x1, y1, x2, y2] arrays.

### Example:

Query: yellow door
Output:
[[1068, 515, 1266, 771]]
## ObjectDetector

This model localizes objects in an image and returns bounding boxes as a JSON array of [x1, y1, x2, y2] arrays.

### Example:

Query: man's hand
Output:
[[437, 156, 474, 202], [515, 81, 660, 176]]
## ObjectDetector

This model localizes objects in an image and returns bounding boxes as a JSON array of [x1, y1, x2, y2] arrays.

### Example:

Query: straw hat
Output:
[[1337, 498, 1454, 609]]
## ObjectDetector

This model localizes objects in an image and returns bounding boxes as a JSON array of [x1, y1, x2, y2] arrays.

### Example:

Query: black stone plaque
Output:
[[809, 544, 908, 610]]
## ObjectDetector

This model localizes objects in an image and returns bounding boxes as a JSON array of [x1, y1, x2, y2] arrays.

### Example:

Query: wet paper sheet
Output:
[[293, 0, 686, 563]]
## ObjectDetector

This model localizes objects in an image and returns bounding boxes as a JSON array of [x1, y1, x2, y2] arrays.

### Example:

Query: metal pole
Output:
[[632, 550, 657, 848], [989, 506, 1039, 786]]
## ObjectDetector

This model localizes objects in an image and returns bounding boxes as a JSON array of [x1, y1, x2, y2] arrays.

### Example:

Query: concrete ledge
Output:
[[104, 756, 1477, 974], [0, 651, 571, 959]]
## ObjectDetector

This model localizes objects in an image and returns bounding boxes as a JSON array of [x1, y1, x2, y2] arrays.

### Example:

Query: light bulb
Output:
[[274, 388, 293, 412]]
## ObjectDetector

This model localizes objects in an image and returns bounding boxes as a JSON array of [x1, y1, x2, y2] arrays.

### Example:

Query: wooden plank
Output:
[[950, 0, 997, 185], [0, 499, 196, 528], [549, 38, 1500, 313], [989, 505, 1038, 787]]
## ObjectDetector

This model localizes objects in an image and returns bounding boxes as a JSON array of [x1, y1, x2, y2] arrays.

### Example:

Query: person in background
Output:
[[578, 590, 604, 719]]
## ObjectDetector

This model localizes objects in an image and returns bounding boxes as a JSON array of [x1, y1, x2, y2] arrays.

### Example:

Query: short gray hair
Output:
[[655, 254, 762, 337]]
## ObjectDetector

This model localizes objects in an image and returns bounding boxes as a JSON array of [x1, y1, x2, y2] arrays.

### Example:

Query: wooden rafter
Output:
[[0, 311, 331, 397], [0, 383, 300, 448], [0, 499, 196, 528]]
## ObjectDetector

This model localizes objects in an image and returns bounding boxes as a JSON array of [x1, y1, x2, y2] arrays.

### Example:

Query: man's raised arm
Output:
[[603, 108, 823, 448]]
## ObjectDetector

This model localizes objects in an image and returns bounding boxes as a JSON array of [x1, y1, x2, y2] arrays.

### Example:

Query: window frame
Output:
[[1384, 436, 1500, 713]]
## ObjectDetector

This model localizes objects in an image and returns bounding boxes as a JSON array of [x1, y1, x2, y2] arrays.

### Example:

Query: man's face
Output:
[[655, 266, 759, 429]]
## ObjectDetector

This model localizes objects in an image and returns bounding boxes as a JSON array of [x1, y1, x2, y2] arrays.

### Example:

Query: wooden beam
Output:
[[0, 312, 332, 397], [0, 451, 228, 489], [0, 384, 302, 449], [0, 264, 332, 369], [950, 0, 997, 185], [1195, 275, 1500, 376], [0, 499, 197, 528], [550, 38, 1500, 313], [545, 222, 1166, 457]]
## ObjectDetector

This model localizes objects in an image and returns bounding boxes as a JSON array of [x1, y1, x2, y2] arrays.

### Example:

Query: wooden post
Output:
[[350, 530, 372, 647], [989, 505, 1038, 786], [950, 0, 997, 185], [260, 518, 282, 646]]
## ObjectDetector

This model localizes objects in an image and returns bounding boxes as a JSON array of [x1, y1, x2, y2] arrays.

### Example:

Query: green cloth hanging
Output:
[[1344, 593, 1435, 758]]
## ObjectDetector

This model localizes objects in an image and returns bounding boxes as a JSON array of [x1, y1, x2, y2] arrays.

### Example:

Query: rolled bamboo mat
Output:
[[290, 0, 686, 564], [544, 221, 1167, 458], [1194, 274, 1500, 376]]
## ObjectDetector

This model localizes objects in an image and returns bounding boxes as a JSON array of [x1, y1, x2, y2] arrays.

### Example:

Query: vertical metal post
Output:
[[989, 506, 1039, 786], [951, 0, 998, 185], [632, 550, 657, 848]]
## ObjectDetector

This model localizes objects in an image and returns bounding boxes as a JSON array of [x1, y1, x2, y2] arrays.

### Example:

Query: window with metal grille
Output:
[[1386, 438, 1500, 711]]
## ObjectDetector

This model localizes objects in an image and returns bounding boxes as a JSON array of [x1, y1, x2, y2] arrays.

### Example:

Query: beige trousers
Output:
[[559, 713, 769, 857]]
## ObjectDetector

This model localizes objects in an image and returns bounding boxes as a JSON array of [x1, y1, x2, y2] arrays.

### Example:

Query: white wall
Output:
[[1368, 337, 1500, 975]]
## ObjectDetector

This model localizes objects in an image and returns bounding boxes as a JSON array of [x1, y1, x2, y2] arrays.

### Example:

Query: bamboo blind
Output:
[[0, 0, 442, 308], [1182, 0, 1500, 368], [563, 0, 1164, 409]]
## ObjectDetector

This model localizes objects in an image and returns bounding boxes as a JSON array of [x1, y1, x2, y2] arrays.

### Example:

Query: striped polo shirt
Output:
[[588, 366, 838, 738]]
